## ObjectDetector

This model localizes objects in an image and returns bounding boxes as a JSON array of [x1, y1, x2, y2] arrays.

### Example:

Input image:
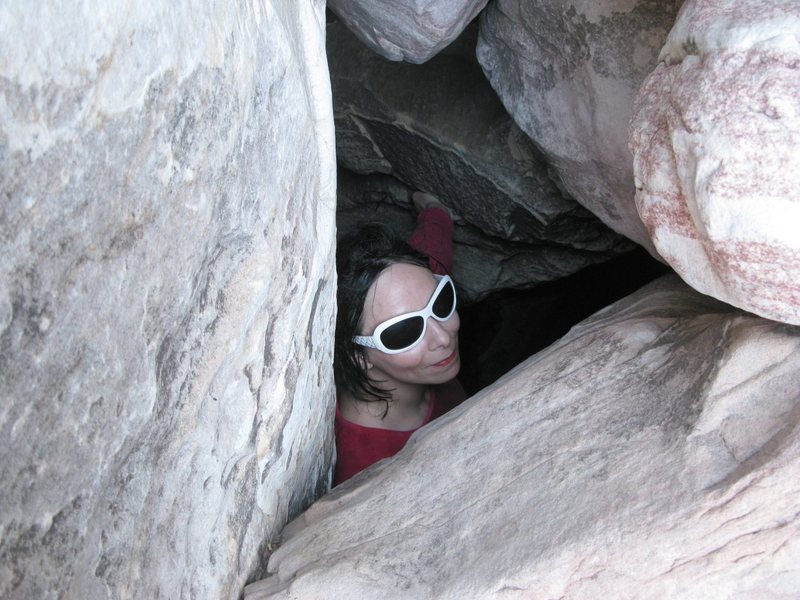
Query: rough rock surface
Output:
[[245, 275, 800, 598], [327, 0, 489, 64], [477, 0, 682, 254], [629, 0, 800, 325], [0, 1, 336, 598], [330, 22, 633, 302]]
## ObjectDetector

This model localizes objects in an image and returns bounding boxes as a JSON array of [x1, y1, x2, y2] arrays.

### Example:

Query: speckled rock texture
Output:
[[629, 0, 800, 325], [330, 22, 633, 302], [0, 1, 336, 598], [477, 0, 682, 254], [327, 0, 489, 63], [244, 275, 800, 599]]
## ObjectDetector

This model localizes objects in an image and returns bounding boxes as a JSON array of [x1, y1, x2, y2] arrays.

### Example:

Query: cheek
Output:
[[436, 313, 460, 340], [371, 345, 429, 374], [447, 312, 461, 334], [393, 346, 429, 370]]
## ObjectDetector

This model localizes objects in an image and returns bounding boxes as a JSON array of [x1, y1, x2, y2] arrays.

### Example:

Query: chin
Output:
[[430, 357, 460, 384], [449, 358, 461, 379]]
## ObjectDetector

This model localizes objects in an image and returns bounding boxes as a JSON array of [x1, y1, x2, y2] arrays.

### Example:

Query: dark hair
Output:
[[334, 223, 430, 404]]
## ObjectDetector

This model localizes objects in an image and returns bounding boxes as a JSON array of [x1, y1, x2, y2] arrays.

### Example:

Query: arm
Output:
[[408, 206, 454, 275]]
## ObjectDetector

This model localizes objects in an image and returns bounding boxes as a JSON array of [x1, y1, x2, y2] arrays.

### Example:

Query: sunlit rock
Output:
[[629, 0, 800, 325], [245, 275, 800, 598], [477, 0, 682, 254], [330, 22, 632, 302], [327, 0, 488, 63], [0, 1, 336, 598]]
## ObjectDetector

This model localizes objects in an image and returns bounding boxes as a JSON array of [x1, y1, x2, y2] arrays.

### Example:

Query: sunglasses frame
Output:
[[353, 274, 457, 354]]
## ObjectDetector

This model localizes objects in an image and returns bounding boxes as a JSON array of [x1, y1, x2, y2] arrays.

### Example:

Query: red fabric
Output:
[[408, 207, 454, 275], [333, 379, 466, 485]]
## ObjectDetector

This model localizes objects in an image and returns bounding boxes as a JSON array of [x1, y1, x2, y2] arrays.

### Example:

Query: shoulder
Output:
[[337, 393, 387, 429]]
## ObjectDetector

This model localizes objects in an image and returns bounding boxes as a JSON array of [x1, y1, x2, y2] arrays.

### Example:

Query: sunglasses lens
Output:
[[432, 280, 455, 318], [380, 316, 425, 351]]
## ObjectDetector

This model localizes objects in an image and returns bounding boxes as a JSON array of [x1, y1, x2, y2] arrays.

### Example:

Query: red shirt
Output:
[[333, 379, 466, 485]]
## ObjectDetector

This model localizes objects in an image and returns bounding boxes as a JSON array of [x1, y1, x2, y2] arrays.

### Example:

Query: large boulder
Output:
[[245, 274, 800, 598], [0, 1, 336, 598], [327, 0, 489, 63], [476, 0, 682, 254], [629, 0, 800, 325], [330, 22, 632, 302]]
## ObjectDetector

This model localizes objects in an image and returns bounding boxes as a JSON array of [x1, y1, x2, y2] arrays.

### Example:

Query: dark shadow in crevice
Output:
[[457, 245, 671, 397]]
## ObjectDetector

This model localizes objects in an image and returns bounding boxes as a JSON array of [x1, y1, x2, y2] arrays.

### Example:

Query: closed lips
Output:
[[433, 350, 456, 367]]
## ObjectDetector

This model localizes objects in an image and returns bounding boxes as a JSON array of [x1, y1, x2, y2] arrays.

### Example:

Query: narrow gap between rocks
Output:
[[456, 245, 669, 395]]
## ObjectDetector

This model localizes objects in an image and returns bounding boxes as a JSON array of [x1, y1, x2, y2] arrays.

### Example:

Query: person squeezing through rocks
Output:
[[333, 192, 466, 485]]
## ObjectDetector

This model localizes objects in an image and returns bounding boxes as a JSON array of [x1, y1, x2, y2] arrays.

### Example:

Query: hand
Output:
[[411, 191, 462, 223]]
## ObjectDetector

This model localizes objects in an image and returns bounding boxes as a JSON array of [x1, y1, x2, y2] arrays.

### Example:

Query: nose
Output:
[[426, 317, 450, 349]]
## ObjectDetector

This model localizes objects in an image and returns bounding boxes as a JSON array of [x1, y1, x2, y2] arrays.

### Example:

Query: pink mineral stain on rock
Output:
[[629, 0, 800, 325]]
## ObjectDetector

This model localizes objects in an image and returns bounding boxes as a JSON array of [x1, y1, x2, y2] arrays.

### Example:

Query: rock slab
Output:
[[245, 275, 800, 598], [477, 0, 682, 253], [629, 0, 800, 325], [0, 1, 336, 598], [328, 0, 489, 63]]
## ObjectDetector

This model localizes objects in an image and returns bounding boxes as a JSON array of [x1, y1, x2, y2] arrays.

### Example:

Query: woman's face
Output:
[[360, 263, 461, 388]]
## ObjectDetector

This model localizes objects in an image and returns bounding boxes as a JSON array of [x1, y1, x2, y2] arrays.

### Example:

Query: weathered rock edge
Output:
[[328, 0, 489, 63]]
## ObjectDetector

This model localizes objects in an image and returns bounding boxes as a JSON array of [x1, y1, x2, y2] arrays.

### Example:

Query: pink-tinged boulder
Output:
[[476, 0, 683, 254], [327, 0, 488, 63], [629, 0, 800, 325]]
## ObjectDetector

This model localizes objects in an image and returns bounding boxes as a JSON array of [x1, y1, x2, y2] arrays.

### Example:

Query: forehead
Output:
[[362, 263, 437, 328]]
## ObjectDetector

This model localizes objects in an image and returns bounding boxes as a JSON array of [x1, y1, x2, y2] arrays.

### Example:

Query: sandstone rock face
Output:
[[330, 22, 633, 302], [327, 0, 489, 63], [245, 275, 800, 599], [0, 2, 336, 598], [477, 0, 682, 254], [629, 0, 800, 325]]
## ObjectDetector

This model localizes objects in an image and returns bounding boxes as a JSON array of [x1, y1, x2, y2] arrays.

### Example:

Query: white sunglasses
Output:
[[353, 274, 457, 354]]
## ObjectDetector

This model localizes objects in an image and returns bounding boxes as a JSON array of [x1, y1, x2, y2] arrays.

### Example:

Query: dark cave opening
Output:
[[456, 244, 670, 396]]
